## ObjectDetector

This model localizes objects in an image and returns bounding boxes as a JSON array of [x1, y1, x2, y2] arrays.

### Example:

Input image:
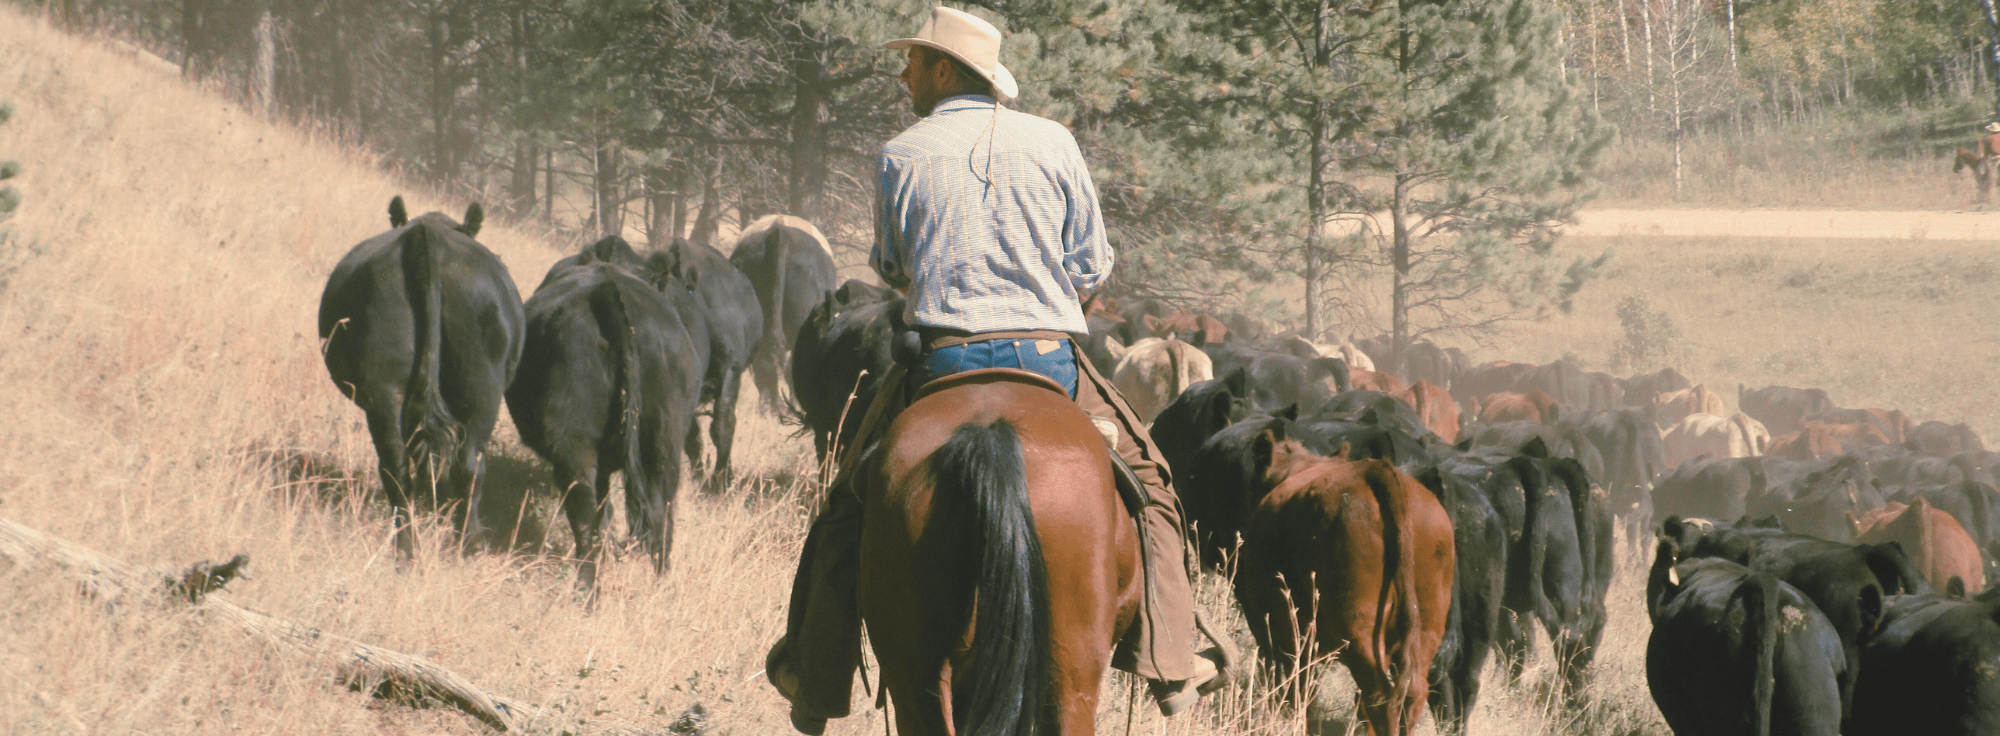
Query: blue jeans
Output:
[[919, 337, 1078, 398]]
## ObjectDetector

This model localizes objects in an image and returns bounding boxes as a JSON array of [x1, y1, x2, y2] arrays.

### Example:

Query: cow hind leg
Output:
[[1492, 609, 1530, 683], [554, 452, 605, 593], [363, 406, 418, 558], [706, 369, 743, 491]]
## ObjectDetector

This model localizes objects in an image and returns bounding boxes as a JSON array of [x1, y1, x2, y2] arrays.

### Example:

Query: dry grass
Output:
[[1, 7, 1880, 736]]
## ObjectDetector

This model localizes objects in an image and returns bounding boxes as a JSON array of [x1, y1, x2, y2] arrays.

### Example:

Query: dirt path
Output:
[[1569, 208, 2000, 240]]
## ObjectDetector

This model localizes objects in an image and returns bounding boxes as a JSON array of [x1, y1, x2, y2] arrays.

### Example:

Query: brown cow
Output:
[[1851, 498, 1985, 593], [1350, 367, 1410, 396], [1140, 311, 1228, 346], [1111, 337, 1214, 423], [1474, 390, 1561, 425], [1807, 420, 1892, 451], [1392, 380, 1461, 444], [1235, 436, 1454, 736], [1653, 384, 1727, 427], [1766, 424, 1849, 460]]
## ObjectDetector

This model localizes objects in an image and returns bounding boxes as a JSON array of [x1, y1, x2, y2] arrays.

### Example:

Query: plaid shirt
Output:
[[870, 94, 1111, 335]]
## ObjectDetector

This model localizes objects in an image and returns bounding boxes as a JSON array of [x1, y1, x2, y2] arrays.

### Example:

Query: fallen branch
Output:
[[0, 516, 595, 733]]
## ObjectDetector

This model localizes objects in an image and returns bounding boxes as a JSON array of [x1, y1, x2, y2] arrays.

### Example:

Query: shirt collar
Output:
[[930, 94, 999, 115]]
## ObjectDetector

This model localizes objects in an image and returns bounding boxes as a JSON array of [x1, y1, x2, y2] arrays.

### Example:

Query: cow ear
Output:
[[388, 196, 408, 228], [1277, 404, 1299, 421], [1252, 429, 1279, 479], [1334, 441, 1352, 460], [459, 202, 484, 237], [1948, 576, 1968, 599], [1860, 584, 1885, 636], [1520, 435, 1551, 459], [1224, 367, 1249, 397], [1455, 435, 1473, 452]]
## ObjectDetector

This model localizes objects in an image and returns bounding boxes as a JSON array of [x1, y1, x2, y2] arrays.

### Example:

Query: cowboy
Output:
[[764, 7, 1225, 734]]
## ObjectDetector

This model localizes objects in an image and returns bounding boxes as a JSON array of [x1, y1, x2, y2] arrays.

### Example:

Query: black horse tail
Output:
[[399, 224, 459, 499], [933, 418, 1052, 736], [589, 280, 652, 552]]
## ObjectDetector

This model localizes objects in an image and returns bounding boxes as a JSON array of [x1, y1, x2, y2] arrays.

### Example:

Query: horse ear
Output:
[[459, 202, 484, 237], [388, 196, 408, 228]]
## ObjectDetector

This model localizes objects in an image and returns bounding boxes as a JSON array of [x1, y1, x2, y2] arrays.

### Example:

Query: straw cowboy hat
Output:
[[1985, 122, 1999, 134], [884, 6, 1019, 103]]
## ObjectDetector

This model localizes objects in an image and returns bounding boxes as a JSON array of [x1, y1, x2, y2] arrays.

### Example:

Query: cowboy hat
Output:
[[884, 6, 1019, 103], [1984, 122, 1999, 133]]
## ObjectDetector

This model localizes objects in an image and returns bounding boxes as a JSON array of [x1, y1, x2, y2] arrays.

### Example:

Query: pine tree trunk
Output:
[[1726, 0, 1737, 71], [1302, 0, 1333, 340], [426, 6, 454, 186], [544, 148, 556, 225], [509, 145, 538, 217], [787, 41, 831, 224], [595, 142, 623, 238], [1617, 0, 1632, 72], [644, 165, 673, 247], [1390, 177, 1410, 361], [1641, 0, 1655, 114], [692, 148, 724, 246]]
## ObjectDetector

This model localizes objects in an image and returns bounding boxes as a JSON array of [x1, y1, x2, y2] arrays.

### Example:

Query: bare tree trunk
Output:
[[1726, 0, 1737, 71], [1641, 0, 1656, 114], [644, 164, 672, 247], [787, 38, 831, 224], [594, 142, 623, 238], [1302, 0, 1333, 339], [252, 2, 276, 118], [544, 148, 556, 225], [692, 147, 724, 246], [510, 145, 538, 217], [1390, 177, 1410, 359], [1617, 0, 1632, 72]]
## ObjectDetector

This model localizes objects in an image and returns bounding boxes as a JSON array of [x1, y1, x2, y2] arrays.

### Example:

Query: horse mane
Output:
[[734, 214, 832, 258]]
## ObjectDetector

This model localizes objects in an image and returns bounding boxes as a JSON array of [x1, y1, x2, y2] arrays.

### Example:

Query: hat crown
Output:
[[913, 7, 1001, 71]]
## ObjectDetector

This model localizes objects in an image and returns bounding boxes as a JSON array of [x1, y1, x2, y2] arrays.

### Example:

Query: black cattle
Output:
[[1435, 440, 1605, 696], [1866, 445, 1964, 487], [1175, 411, 1304, 568], [318, 197, 524, 556], [508, 259, 707, 589], [1850, 591, 2000, 735], [1465, 421, 1606, 485], [1198, 347, 1348, 415], [1668, 516, 1928, 728], [1749, 455, 1882, 542], [1316, 389, 1430, 442], [1740, 384, 1837, 436], [727, 216, 837, 412], [1150, 369, 1254, 482], [790, 282, 903, 461], [1623, 366, 1691, 406], [1520, 358, 1592, 413], [1652, 456, 1768, 523], [1451, 361, 1536, 404], [541, 236, 762, 489], [1408, 461, 1507, 735], [1577, 408, 1669, 543], [1400, 339, 1460, 390], [1646, 540, 1845, 736], [1909, 421, 1986, 457]]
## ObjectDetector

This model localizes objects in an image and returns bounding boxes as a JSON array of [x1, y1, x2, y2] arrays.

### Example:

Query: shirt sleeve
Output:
[[870, 152, 911, 290], [1060, 134, 1112, 295]]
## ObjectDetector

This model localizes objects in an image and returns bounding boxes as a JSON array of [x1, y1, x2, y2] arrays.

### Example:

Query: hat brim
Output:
[[884, 38, 1019, 103]]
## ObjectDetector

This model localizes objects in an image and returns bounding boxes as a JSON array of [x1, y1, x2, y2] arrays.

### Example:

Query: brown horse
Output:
[[861, 368, 1139, 735]]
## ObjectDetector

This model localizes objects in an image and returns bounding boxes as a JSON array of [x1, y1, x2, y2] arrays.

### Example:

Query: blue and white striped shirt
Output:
[[870, 94, 1111, 335]]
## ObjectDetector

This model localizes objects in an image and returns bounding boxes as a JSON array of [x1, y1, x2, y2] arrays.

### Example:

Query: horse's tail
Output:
[[399, 224, 459, 497], [934, 418, 1052, 736], [589, 280, 650, 547], [1365, 461, 1422, 735]]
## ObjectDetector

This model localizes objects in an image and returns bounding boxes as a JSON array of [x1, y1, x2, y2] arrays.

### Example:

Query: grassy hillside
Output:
[[30, 5, 1998, 736]]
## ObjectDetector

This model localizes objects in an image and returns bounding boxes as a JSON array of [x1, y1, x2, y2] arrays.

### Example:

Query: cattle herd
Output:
[[317, 199, 2000, 735]]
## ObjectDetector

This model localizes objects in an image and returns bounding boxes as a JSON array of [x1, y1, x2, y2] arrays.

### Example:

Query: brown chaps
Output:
[[777, 344, 1198, 719]]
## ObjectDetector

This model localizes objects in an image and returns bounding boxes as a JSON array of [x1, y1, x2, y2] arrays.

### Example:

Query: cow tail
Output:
[[1365, 462, 1422, 733], [1734, 572, 1779, 736], [1965, 479, 1994, 554], [590, 281, 649, 543], [933, 418, 1051, 736], [399, 225, 458, 491], [1167, 340, 1186, 395]]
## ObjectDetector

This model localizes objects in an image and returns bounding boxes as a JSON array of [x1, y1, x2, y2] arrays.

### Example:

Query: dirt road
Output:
[[1569, 208, 2000, 240]]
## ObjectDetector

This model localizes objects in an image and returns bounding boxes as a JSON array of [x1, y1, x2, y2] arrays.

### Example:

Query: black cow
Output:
[[540, 236, 762, 489], [1150, 369, 1254, 482], [1198, 347, 1348, 416], [1850, 591, 2000, 735], [1867, 445, 1965, 487], [1740, 384, 1837, 436], [1749, 455, 1882, 542], [790, 281, 902, 461], [1652, 455, 1768, 523], [1909, 421, 1987, 457], [507, 258, 707, 589], [727, 217, 837, 413], [1315, 389, 1430, 442], [1646, 539, 1845, 736], [1667, 516, 1928, 728], [1408, 460, 1507, 735], [1623, 366, 1691, 406], [1453, 361, 1536, 405], [1465, 421, 1606, 485], [1435, 440, 1605, 695], [1577, 407, 1669, 544], [318, 197, 523, 556], [1175, 410, 1304, 568]]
